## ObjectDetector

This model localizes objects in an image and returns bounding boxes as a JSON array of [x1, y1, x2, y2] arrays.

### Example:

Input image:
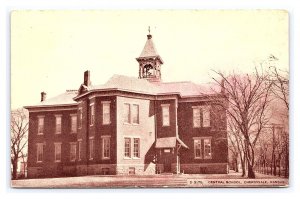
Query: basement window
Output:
[[102, 168, 110, 175], [128, 167, 135, 175]]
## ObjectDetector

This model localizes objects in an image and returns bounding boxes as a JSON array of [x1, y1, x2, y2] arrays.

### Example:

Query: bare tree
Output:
[[11, 108, 28, 180], [268, 55, 289, 111], [228, 117, 247, 176], [212, 66, 272, 178], [268, 55, 289, 177]]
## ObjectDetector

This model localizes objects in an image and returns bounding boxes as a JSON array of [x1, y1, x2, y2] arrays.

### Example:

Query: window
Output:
[[78, 140, 82, 161], [204, 138, 212, 159], [55, 115, 62, 134], [37, 143, 44, 162], [202, 106, 210, 127], [89, 138, 94, 160], [161, 104, 170, 126], [124, 103, 130, 123], [102, 168, 110, 175], [102, 136, 110, 159], [37, 116, 44, 135], [70, 142, 77, 162], [124, 138, 131, 158], [90, 104, 94, 126], [133, 138, 140, 158], [102, 101, 111, 125], [78, 108, 82, 129], [164, 149, 171, 153], [128, 167, 135, 175], [132, 104, 139, 124], [54, 143, 62, 162], [123, 103, 140, 125], [70, 114, 77, 133], [194, 137, 212, 159], [192, 106, 211, 128], [194, 140, 202, 159], [193, 108, 201, 128]]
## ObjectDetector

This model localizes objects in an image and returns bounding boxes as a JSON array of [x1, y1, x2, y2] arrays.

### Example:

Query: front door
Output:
[[163, 148, 172, 172]]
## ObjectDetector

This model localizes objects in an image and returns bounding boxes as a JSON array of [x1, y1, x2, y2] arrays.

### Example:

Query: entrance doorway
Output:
[[163, 149, 173, 173]]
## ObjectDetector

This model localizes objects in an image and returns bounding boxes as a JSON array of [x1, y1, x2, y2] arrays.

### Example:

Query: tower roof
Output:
[[137, 33, 163, 63], [139, 35, 158, 57]]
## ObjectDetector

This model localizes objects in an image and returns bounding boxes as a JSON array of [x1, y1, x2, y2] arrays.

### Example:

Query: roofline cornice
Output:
[[74, 88, 181, 101], [24, 103, 78, 110], [136, 55, 164, 64]]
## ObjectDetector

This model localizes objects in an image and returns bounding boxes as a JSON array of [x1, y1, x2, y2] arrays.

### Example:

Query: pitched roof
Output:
[[155, 137, 188, 149], [153, 81, 218, 97], [90, 74, 160, 94], [89, 75, 217, 97], [26, 75, 220, 108], [139, 36, 159, 58], [25, 90, 78, 108]]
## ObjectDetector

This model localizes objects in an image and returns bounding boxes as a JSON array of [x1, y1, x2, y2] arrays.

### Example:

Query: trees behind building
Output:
[[212, 56, 289, 179], [11, 108, 28, 180]]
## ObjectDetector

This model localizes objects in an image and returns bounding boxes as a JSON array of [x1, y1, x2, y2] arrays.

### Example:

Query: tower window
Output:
[[143, 64, 154, 77]]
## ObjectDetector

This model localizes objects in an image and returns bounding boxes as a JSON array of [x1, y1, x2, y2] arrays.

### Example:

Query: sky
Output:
[[11, 10, 288, 109]]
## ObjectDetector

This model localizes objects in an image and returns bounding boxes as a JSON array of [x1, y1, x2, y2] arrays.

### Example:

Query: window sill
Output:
[[123, 157, 131, 160], [132, 157, 141, 160], [70, 160, 76, 162], [55, 160, 61, 163], [36, 161, 43, 163], [89, 158, 94, 161], [102, 157, 110, 160], [123, 123, 140, 126], [37, 133, 43, 135], [194, 157, 203, 160], [102, 122, 111, 125]]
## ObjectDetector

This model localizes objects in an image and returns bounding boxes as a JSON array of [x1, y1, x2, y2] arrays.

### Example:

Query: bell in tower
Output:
[[136, 27, 164, 82]]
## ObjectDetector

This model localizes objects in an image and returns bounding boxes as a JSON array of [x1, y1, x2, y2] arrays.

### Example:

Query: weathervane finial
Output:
[[147, 26, 152, 39]]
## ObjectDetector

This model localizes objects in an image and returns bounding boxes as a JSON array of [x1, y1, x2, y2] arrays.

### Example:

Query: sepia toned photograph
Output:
[[10, 10, 289, 188]]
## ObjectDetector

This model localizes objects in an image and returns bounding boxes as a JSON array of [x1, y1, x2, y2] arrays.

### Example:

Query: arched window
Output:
[[143, 64, 154, 77]]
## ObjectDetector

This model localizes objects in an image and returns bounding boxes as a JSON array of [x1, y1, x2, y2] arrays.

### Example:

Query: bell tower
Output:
[[136, 27, 164, 82]]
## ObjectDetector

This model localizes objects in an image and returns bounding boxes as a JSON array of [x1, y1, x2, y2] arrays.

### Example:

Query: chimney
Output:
[[41, 92, 47, 102], [84, 70, 91, 86]]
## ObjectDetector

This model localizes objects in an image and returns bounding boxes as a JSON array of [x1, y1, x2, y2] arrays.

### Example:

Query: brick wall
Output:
[[178, 101, 228, 166], [155, 99, 177, 138], [27, 106, 78, 177]]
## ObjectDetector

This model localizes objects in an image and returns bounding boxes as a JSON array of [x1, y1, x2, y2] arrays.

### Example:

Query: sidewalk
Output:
[[11, 170, 288, 188]]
